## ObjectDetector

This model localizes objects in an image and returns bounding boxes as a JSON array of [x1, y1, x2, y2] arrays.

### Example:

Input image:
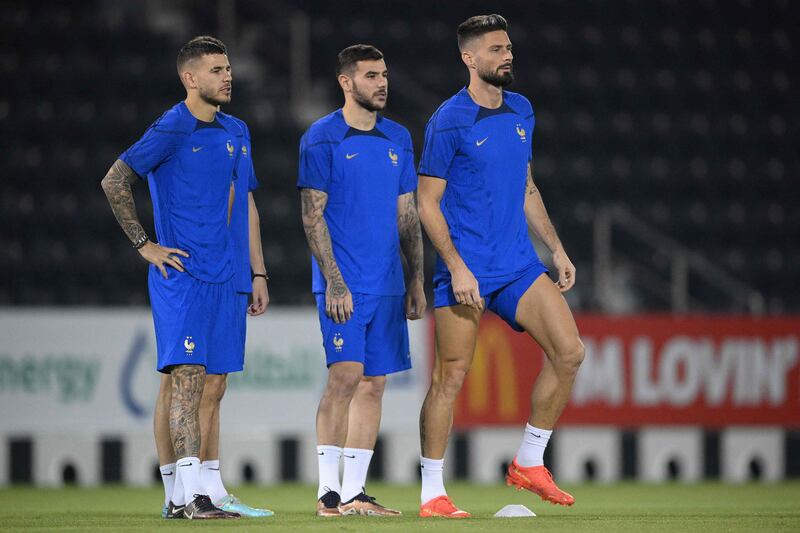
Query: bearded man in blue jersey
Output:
[[101, 36, 269, 520], [417, 15, 585, 518], [298, 45, 426, 517]]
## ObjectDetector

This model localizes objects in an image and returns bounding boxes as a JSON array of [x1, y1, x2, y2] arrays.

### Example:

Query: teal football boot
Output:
[[215, 494, 274, 517]]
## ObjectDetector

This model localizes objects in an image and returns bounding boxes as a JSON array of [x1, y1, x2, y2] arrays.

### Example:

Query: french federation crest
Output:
[[515, 124, 527, 143]]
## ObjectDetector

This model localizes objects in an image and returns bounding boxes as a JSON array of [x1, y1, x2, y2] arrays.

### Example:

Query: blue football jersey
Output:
[[419, 88, 540, 281], [120, 102, 245, 283], [228, 116, 260, 294], [297, 110, 417, 296]]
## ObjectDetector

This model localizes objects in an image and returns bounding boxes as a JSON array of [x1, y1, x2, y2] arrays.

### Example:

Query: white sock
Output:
[[175, 456, 204, 505], [159, 463, 175, 506], [516, 424, 552, 467], [340, 448, 373, 503], [317, 445, 342, 498], [420, 456, 446, 504], [171, 465, 185, 506], [201, 460, 228, 504]]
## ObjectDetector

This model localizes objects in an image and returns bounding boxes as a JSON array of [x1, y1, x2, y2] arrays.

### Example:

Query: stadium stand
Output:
[[1, 0, 797, 311]]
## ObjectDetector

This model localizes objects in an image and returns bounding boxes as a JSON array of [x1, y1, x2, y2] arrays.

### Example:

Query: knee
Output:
[[202, 375, 227, 404], [553, 338, 585, 376], [433, 365, 469, 401], [357, 376, 386, 402], [325, 369, 363, 400]]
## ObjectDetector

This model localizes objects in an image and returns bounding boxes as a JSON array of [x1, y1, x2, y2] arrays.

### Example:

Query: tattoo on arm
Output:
[[524, 162, 563, 252], [101, 159, 147, 245], [526, 165, 539, 196], [300, 188, 346, 295], [398, 192, 424, 283], [168, 365, 205, 458]]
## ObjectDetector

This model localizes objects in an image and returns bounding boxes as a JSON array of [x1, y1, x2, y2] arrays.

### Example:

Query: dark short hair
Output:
[[457, 14, 508, 50], [177, 36, 227, 71], [336, 44, 384, 76]]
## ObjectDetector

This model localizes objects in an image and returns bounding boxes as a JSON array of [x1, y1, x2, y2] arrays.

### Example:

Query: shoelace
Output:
[[353, 492, 379, 504], [320, 489, 341, 507], [192, 494, 217, 512]]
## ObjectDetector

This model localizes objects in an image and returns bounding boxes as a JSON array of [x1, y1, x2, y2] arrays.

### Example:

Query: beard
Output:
[[352, 80, 386, 112], [478, 63, 514, 87], [199, 85, 231, 106]]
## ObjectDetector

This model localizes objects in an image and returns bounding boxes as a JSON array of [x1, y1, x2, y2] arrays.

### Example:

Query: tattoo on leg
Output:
[[169, 365, 205, 458]]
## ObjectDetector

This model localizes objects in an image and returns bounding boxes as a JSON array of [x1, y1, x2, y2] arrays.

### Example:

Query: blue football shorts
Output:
[[149, 269, 247, 375], [314, 293, 411, 376], [433, 262, 549, 332]]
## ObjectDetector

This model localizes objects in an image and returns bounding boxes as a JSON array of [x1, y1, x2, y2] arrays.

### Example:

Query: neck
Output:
[[184, 93, 218, 122], [466, 76, 503, 109], [342, 100, 377, 130]]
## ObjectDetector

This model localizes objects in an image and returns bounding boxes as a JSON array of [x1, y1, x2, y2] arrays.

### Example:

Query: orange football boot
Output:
[[419, 495, 471, 518], [506, 458, 575, 506]]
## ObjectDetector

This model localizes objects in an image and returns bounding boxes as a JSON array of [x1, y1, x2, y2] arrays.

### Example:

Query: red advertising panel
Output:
[[441, 315, 800, 428]]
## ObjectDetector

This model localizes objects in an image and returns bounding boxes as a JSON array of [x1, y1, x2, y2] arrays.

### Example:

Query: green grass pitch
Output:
[[1, 482, 799, 532]]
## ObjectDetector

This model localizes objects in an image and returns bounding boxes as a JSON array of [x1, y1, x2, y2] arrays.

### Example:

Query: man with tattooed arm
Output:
[[101, 36, 268, 520], [298, 45, 426, 517]]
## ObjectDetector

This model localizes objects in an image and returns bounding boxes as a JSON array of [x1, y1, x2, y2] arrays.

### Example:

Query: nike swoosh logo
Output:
[[192, 146, 203, 152], [318, 452, 325, 455], [346, 153, 359, 159], [163, 472, 174, 476], [178, 463, 192, 467], [343, 454, 356, 459], [207, 468, 220, 471], [476, 137, 489, 146], [532, 434, 542, 438]]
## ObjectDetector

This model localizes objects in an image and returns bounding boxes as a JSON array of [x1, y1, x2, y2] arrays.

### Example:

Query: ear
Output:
[[337, 73, 351, 93], [461, 50, 476, 70], [181, 70, 197, 90]]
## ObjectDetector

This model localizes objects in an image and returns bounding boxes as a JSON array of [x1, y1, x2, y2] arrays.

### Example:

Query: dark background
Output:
[[2, 0, 797, 312]]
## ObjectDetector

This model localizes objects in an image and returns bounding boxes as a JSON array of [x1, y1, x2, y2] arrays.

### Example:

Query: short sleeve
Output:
[[247, 159, 259, 191], [418, 113, 459, 179], [399, 131, 417, 194], [242, 145, 259, 191], [119, 124, 183, 178], [297, 132, 333, 192], [525, 99, 535, 162]]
